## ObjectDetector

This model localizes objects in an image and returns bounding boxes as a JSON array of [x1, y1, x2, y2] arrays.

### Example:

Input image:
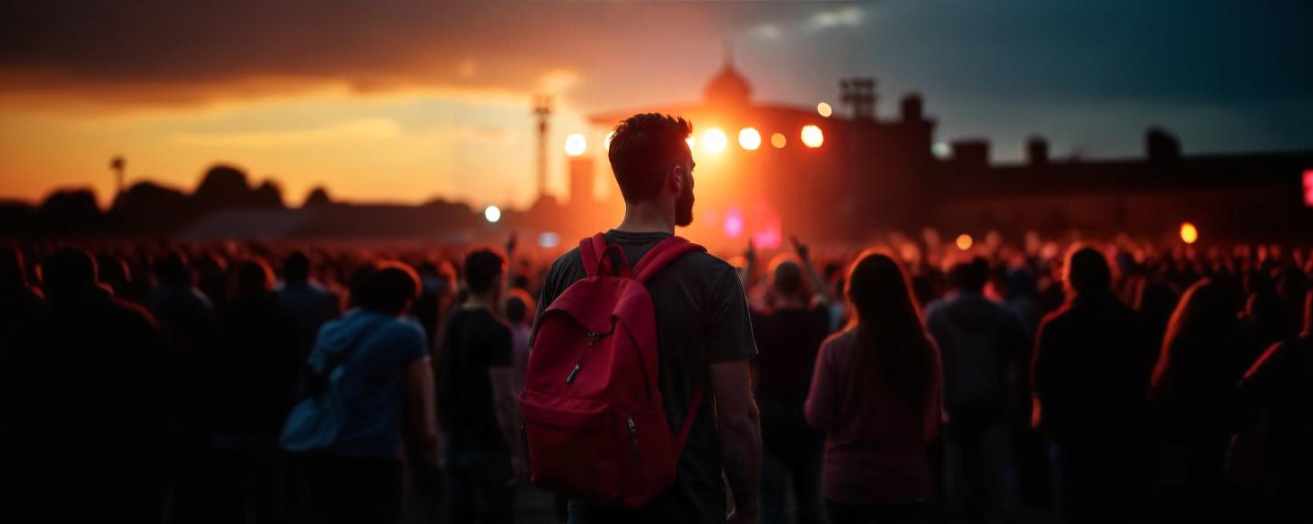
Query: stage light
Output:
[[1180, 222, 1198, 244], [564, 133, 586, 157], [956, 234, 973, 251], [724, 210, 744, 237], [702, 128, 727, 154], [604, 131, 615, 151], [538, 231, 560, 248], [686, 136, 696, 150], [771, 133, 787, 149], [484, 205, 502, 223], [801, 125, 824, 148], [738, 128, 761, 151], [817, 102, 833, 118]]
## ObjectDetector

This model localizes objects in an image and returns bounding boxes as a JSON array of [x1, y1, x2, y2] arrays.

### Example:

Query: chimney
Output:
[[1026, 135, 1049, 165], [1145, 127, 1181, 162], [900, 94, 924, 122]]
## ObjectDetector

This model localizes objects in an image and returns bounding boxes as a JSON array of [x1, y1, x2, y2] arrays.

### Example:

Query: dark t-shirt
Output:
[[438, 306, 513, 459], [535, 230, 758, 524], [751, 304, 832, 412]]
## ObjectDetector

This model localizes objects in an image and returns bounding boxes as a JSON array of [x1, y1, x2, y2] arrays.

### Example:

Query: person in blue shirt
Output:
[[296, 261, 438, 524]]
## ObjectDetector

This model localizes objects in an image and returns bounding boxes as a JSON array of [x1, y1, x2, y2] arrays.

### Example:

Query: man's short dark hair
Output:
[[1066, 246, 1112, 296], [358, 261, 420, 316], [949, 257, 989, 293], [607, 113, 692, 202], [283, 250, 311, 283], [463, 248, 505, 295]]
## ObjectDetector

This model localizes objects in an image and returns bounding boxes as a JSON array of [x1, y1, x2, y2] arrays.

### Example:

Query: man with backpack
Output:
[[527, 113, 761, 524]]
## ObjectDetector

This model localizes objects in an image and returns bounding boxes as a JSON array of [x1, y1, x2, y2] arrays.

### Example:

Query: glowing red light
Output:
[[1303, 169, 1313, 208]]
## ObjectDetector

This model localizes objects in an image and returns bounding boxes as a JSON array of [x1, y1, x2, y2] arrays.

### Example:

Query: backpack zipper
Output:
[[565, 330, 603, 384], [626, 416, 640, 461]]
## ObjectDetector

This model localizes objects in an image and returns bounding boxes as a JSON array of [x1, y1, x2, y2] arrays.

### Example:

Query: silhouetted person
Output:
[[1134, 271, 1181, 361], [925, 257, 1026, 520], [288, 262, 438, 524], [1233, 290, 1312, 521], [205, 258, 302, 524], [438, 248, 520, 524], [0, 245, 45, 366], [535, 114, 761, 524], [1031, 246, 1156, 523], [751, 254, 831, 524], [412, 259, 457, 349], [277, 250, 341, 364], [1002, 266, 1053, 508], [96, 253, 135, 302], [805, 250, 942, 524], [505, 288, 535, 397], [145, 250, 219, 522], [1149, 278, 1248, 522], [5, 248, 166, 522]]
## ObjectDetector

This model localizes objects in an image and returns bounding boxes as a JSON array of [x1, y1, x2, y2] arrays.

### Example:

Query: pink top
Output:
[[804, 329, 943, 504]]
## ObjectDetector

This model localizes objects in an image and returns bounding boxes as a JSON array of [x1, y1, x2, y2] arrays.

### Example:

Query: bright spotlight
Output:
[[932, 142, 952, 159], [1180, 222, 1198, 244], [956, 234, 973, 251], [484, 205, 502, 223], [801, 125, 824, 148], [603, 131, 615, 151], [685, 136, 696, 150], [702, 128, 727, 154], [738, 128, 761, 151], [564, 133, 586, 157], [817, 102, 833, 118], [771, 133, 787, 149]]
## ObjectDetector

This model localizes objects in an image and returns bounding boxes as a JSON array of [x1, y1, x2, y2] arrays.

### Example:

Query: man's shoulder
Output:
[[373, 315, 427, 347], [665, 249, 735, 280]]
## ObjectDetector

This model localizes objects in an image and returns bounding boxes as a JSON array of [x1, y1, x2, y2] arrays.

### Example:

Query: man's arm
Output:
[[489, 366, 525, 479], [404, 356, 439, 465], [711, 360, 761, 524], [791, 236, 835, 306]]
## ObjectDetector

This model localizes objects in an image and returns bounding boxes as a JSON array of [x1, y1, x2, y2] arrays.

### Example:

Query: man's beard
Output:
[[675, 186, 695, 227]]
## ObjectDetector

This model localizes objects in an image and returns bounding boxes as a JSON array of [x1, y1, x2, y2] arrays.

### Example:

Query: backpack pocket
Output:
[[520, 394, 630, 504]]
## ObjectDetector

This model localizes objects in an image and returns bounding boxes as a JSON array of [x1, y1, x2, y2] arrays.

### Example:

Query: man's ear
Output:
[[668, 164, 685, 195]]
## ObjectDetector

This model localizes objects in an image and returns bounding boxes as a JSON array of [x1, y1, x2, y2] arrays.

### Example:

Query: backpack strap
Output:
[[673, 386, 705, 455], [633, 236, 706, 283], [579, 233, 632, 278]]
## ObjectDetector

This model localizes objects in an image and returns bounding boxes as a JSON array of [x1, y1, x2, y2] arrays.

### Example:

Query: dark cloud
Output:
[[3, 1, 1311, 156]]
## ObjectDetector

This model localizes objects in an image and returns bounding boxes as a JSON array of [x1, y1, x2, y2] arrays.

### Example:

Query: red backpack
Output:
[[520, 233, 706, 508]]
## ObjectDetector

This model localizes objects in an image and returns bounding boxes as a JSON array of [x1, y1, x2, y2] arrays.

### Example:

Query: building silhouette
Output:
[[585, 54, 1313, 245]]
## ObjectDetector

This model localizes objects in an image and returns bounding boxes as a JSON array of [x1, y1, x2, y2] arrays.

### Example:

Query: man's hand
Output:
[[790, 235, 810, 261]]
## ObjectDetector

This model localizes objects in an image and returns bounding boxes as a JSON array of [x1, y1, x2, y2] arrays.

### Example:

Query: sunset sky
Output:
[[2, 1, 1310, 209]]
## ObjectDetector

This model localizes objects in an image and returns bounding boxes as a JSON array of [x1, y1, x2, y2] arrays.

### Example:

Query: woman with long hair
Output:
[[805, 249, 943, 524], [1149, 277, 1248, 520]]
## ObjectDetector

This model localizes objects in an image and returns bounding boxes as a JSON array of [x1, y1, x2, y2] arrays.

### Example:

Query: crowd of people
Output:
[[1, 113, 1310, 524]]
